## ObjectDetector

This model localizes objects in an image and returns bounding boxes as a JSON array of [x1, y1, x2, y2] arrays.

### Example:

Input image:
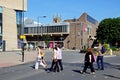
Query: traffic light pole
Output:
[[22, 41, 24, 62]]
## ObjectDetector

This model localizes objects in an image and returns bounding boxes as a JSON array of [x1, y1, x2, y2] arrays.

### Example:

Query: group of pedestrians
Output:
[[49, 45, 63, 72], [34, 45, 63, 72], [34, 42, 105, 74], [81, 42, 106, 75]]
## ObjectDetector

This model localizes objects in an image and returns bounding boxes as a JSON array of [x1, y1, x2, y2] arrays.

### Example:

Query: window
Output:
[[87, 25, 92, 34], [81, 38, 83, 45], [87, 15, 96, 25], [24, 28, 28, 34], [0, 13, 2, 35], [0, 6, 2, 41], [0, 6, 2, 13], [81, 30, 83, 36], [16, 11, 22, 25], [16, 10, 22, 35]]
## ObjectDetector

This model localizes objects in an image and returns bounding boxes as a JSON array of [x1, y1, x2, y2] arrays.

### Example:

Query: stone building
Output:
[[0, 0, 27, 51]]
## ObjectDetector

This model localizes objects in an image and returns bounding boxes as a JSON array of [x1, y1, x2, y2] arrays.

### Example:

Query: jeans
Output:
[[50, 60, 59, 72], [57, 59, 63, 71], [97, 56, 104, 70]]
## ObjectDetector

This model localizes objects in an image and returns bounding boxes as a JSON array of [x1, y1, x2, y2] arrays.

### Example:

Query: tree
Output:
[[44, 34, 51, 48], [96, 17, 120, 45]]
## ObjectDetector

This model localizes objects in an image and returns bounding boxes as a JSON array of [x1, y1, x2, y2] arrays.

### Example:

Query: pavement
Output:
[[0, 50, 37, 68]]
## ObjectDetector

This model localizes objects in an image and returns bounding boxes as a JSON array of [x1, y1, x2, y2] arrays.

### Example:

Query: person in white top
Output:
[[35, 46, 47, 70], [49, 46, 59, 72], [57, 45, 63, 71]]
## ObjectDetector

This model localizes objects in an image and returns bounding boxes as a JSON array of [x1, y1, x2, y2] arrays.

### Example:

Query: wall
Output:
[[0, 0, 27, 11], [2, 7, 18, 50], [0, 0, 27, 51]]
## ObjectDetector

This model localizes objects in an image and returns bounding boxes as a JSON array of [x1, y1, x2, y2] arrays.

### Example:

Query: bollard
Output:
[[110, 49, 113, 55], [22, 43, 24, 62]]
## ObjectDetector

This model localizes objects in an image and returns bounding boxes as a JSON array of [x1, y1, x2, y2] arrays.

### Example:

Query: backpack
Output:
[[101, 46, 106, 54]]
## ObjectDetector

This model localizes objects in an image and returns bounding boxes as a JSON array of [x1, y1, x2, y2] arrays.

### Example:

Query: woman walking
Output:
[[81, 47, 95, 74], [35, 46, 47, 70], [49, 46, 59, 72]]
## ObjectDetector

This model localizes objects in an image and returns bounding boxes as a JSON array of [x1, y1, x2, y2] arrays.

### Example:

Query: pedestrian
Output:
[[96, 43, 106, 70], [57, 45, 63, 71], [81, 46, 95, 74], [35, 46, 47, 70], [49, 46, 59, 72]]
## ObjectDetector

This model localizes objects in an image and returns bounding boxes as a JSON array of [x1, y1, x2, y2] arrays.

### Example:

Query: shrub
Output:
[[110, 46, 118, 51]]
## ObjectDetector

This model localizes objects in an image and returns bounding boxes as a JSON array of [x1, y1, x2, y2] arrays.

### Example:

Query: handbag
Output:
[[93, 54, 96, 62]]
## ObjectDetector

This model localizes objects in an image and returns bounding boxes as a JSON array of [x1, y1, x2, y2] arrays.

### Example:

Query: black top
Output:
[[84, 52, 94, 62]]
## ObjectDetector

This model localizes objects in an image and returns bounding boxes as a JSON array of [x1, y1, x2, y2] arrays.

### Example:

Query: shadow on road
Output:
[[104, 62, 120, 70], [104, 74, 120, 79]]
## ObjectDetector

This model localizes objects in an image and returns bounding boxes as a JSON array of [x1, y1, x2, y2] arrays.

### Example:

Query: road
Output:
[[0, 50, 120, 80]]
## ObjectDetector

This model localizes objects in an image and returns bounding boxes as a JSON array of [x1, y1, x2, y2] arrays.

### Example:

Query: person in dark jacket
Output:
[[96, 43, 105, 70], [81, 47, 95, 74]]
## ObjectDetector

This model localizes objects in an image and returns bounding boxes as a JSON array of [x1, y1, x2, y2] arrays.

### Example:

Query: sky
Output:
[[25, 0, 120, 24]]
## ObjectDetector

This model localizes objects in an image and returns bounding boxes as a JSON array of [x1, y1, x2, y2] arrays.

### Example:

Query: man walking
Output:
[[96, 43, 106, 70]]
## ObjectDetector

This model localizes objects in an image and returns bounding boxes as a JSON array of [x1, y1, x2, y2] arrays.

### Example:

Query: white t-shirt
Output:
[[57, 48, 62, 59]]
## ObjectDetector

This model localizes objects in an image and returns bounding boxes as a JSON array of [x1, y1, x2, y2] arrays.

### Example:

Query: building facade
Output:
[[0, 0, 27, 51], [64, 13, 98, 50], [24, 19, 70, 49], [24, 13, 98, 50]]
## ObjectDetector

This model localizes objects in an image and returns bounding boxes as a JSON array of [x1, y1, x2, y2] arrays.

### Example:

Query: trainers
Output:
[[46, 69, 50, 73], [90, 72, 95, 75], [80, 71, 85, 74]]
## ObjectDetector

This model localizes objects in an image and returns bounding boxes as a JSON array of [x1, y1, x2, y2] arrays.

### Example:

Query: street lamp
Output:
[[21, 0, 25, 35], [21, 0, 25, 62], [37, 16, 46, 46]]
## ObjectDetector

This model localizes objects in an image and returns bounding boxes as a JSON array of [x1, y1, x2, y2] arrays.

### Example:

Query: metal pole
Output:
[[21, 0, 24, 62], [22, 0, 24, 35], [37, 16, 39, 46], [37, 16, 46, 47], [22, 39, 24, 62]]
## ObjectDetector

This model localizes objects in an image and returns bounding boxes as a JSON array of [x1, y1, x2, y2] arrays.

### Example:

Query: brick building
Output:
[[64, 12, 98, 50]]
